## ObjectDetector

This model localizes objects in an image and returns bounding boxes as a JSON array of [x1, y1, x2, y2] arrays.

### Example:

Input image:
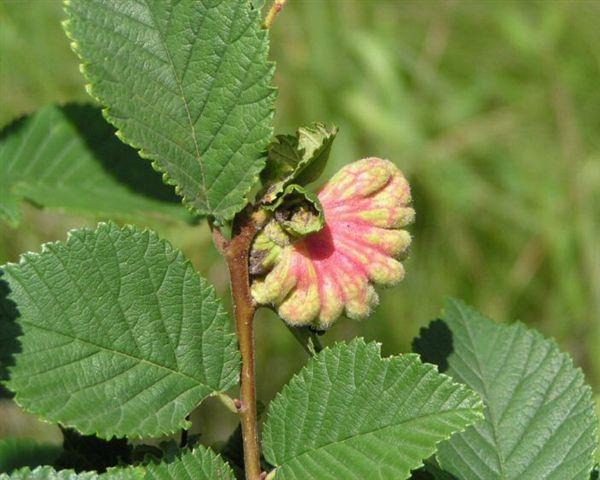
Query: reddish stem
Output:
[[224, 212, 262, 480]]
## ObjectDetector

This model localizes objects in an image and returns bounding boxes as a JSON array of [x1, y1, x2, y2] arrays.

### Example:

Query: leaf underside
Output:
[[64, 0, 276, 222], [0, 104, 188, 227], [414, 298, 599, 480], [0, 445, 234, 479], [2, 222, 239, 439], [262, 338, 483, 480]]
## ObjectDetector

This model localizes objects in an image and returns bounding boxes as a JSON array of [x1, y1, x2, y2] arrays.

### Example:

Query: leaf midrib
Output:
[[455, 303, 508, 477], [142, 0, 209, 208], [17, 317, 209, 388], [275, 407, 479, 468]]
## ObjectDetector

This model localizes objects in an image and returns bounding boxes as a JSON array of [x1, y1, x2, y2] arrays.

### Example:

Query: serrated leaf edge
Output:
[[436, 297, 600, 476], [263, 337, 485, 477], [1, 221, 240, 440], [61, 1, 277, 222], [1, 102, 191, 226]]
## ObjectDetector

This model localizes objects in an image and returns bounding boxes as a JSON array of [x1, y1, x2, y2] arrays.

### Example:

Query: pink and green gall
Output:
[[251, 157, 414, 329]]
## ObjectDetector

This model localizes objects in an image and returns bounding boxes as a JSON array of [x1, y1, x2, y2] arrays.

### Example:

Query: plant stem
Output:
[[263, 0, 287, 29], [225, 212, 261, 480]]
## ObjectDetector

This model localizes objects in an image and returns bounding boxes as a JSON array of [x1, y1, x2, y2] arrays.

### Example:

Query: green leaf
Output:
[[0, 466, 143, 480], [0, 439, 62, 475], [0, 447, 234, 480], [413, 299, 599, 480], [262, 338, 483, 479], [268, 184, 324, 236], [0, 105, 188, 227], [145, 446, 235, 480], [261, 123, 338, 204], [2, 222, 240, 439], [64, 0, 276, 222]]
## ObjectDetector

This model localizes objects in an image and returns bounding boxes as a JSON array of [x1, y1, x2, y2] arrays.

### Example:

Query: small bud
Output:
[[251, 157, 414, 330]]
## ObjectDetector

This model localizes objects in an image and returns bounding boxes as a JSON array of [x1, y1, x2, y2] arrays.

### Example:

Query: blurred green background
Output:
[[1, 0, 599, 451]]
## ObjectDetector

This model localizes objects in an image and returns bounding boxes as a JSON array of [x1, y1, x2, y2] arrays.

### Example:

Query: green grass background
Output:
[[1, 0, 599, 451]]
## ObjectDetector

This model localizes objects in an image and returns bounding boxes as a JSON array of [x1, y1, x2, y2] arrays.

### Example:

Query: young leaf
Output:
[[268, 184, 325, 236], [413, 299, 599, 480], [63, 0, 276, 222], [2, 222, 240, 439], [262, 338, 483, 479], [0, 105, 188, 227], [261, 123, 338, 204], [0, 439, 61, 475]]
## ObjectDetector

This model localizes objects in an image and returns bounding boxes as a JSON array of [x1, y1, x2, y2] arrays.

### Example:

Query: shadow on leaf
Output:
[[412, 319, 454, 373], [0, 271, 21, 399], [61, 104, 181, 204], [54, 427, 131, 473]]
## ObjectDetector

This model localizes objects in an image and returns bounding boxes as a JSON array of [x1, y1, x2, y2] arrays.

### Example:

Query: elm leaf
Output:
[[2, 222, 239, 439], [414, 298, 599, 480], [262, 338, 483, 479], [64, 0, 276, 221]]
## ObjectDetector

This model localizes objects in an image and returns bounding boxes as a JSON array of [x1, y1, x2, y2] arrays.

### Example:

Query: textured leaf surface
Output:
[[1, 447, 233, 480], [145, 446, 235, 480], [0, 105, 187, 227], [64, 0, 276, 221], [0, 466, 142, 480], [262, 123, 337, 204], [262, 338, 483, 480], [0, 439, 61, 475], [2, 222, 239, 438], [414, 299, 599, 480]]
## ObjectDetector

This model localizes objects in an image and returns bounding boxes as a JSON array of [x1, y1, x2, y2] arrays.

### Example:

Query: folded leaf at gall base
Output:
[[0, 105, 188, 227], [413, 298, 599, 480], [262, 338, 483, 480], [267, 184, 325, 236], [1, 222, 240, 439], [63, 0, 276, 222], [261, 123, 338, 204]]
